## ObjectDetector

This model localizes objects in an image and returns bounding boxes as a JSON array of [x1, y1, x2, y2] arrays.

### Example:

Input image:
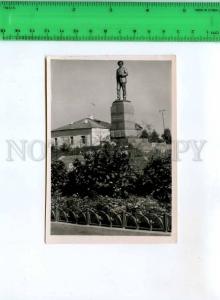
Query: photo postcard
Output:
[[46, 55, 176, 243]]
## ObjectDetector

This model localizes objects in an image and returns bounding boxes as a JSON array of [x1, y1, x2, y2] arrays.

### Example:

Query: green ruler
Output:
[[1, 1, 220, 41]]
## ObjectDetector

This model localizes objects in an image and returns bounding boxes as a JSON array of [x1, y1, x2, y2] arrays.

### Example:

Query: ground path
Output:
[[51, 222, 170, 236]]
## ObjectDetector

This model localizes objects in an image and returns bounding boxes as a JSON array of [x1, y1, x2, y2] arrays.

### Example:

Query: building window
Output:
[[55, 138, 58, 146], [70, 136, 74, 145], [81, 135, 87, 145]]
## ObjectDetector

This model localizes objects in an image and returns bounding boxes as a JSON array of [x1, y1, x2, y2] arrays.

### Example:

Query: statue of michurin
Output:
[[116, 60, 128, 101]]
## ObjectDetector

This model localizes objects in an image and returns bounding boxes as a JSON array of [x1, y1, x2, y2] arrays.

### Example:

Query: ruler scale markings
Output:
[[0, 2, 220, 41]]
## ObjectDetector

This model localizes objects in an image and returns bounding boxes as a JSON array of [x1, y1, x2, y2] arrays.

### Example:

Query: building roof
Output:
[[52, 117, 111, 132]]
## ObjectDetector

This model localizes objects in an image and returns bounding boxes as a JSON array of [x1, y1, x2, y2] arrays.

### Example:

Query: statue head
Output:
[[117, 60, 124, 67]]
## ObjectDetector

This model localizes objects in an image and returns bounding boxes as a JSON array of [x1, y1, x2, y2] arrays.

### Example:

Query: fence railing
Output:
[[51, 208, 171, 232]]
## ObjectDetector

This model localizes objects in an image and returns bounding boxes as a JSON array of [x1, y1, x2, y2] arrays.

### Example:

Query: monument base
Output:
[[110, 100, 137, 141]]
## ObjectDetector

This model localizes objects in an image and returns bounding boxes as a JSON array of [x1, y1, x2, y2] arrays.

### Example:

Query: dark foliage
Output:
[[140, 129, 149, 139], [148, 129, 161, 143], [51, 160, 68, 196], [51, 143, 172, 204], [64, 143, 137, 198], [162, 128, 172, 144], [141, 150, 171, 203]]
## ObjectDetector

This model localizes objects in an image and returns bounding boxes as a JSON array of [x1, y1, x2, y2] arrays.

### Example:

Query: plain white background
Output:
[[0, 42, 220, 300]]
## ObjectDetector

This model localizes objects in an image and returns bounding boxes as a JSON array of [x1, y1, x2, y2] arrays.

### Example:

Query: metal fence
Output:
[[51, 208, 171, 232]]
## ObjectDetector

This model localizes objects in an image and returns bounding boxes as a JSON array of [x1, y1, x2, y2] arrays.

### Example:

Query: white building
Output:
[[51, 117, 111, 148]]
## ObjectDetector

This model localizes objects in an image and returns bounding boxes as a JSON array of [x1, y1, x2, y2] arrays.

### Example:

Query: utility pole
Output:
[[159, 109, 166, 132], [90, 102, 96, 119]]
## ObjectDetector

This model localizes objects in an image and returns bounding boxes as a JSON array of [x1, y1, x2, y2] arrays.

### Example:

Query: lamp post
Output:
[[159, 109, 166, 132]]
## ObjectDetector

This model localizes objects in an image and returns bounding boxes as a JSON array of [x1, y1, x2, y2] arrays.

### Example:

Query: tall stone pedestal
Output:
[[110, 100, 137, 140]]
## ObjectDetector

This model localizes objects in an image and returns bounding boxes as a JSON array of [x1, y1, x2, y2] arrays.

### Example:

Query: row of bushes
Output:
[[52, 194, 171, 217], [52, 143, 171, 203]]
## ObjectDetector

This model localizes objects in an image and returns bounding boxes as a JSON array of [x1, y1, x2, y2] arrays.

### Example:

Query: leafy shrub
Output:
[[148, 129, 162, 143], [140, 149, 171, 203], [140, 129, 149, 139], [51, 160, 68, 196], [162, 128, 172, 144], [64, 143, 137, 198], [51, 143, 172, 205]]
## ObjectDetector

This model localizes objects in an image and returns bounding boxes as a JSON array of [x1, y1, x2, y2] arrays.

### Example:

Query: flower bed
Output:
[[51, 194, 171, 232]]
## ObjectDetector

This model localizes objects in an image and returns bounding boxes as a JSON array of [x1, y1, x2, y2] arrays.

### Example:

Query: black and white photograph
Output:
[[46, 56, 176, 242]]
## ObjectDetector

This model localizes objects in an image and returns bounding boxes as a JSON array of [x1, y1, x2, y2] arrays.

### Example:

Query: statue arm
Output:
[[122, 68, 128, 77]]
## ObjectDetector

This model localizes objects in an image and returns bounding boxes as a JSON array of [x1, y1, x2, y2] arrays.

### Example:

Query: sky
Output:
[[50, 59, 172, 134]]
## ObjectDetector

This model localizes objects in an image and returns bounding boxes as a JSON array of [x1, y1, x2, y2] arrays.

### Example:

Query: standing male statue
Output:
[[116, 60, 128, 101]]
